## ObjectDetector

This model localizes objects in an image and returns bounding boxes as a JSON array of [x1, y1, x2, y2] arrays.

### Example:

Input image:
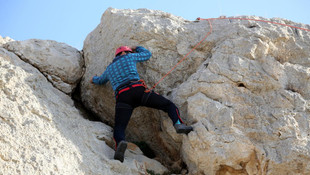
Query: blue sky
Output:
[[1, 0, 309, 50]]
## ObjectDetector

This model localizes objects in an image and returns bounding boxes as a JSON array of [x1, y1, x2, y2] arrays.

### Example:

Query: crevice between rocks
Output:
[[71, 81, 102, 122], [71, 51, 102, 122]]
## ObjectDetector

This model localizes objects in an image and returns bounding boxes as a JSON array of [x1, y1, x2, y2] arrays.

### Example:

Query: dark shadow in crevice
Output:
[[133, 141, 156, 159], [237, 82, 246, 88], [72, 81, 101, 122]]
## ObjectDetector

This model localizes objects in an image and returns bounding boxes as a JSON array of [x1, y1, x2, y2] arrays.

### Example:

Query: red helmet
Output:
[[115, 46, 132, 56]]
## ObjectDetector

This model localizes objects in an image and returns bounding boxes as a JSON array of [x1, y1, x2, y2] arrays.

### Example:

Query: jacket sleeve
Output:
[[92, 71, 109, 85], [131, 46, 152, 62]]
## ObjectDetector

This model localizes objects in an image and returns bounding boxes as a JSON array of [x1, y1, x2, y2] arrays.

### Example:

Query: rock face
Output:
[[1, 8, 310, 175], [0, 39, 167, 174], [4, 39, 84, 94], [81, 8, 310, 174]]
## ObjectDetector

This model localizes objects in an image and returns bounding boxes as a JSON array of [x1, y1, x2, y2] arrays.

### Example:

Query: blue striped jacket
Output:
[[92, 46, 152, 91]]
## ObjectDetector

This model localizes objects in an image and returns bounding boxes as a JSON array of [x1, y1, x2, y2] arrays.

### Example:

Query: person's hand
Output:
[[130, 46, 137, 52], [90, 77, 94, 84]]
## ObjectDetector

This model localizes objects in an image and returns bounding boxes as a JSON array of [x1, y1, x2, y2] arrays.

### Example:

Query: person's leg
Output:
[[113, 86, 145, 162], [141, 91, 193, 134], [113, 102, 133, 162], [113, 102, 134, 146], [141, 91, 182, 124]]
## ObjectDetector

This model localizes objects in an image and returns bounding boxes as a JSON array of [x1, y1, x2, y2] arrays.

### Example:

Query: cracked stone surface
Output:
[[81, 8, 310, 174]]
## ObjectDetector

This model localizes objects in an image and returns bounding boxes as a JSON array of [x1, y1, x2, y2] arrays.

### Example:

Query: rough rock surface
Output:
[[172, 18, 310, 175], [0, 45, 167, 174], [81, 8, 310, 174], [4, 39, 84, 94]]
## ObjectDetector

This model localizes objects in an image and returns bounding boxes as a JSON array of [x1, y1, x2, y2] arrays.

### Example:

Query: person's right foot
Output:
[[114, 141, 127, 162], [174, 124, 193, 134]]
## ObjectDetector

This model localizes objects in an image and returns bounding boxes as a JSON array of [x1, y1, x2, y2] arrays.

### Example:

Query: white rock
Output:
[[0, 47, 167, 175], [82, 8, 310, 174], [4, 39, 84, 94]]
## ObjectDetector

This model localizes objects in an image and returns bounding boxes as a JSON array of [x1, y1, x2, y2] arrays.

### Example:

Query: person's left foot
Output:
[[174, 124, 193, 134], [114, 141, 127, 162]]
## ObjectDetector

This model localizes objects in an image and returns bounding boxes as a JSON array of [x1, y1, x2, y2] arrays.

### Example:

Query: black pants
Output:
[[113, 86, 183, 147]]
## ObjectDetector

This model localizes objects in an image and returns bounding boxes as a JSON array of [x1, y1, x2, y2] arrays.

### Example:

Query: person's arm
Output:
[[130, 46, 152, 62], [91, 71, 109, 85]]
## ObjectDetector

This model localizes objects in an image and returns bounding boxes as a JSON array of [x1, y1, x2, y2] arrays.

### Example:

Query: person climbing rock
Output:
[[91, 45, 193, 162]]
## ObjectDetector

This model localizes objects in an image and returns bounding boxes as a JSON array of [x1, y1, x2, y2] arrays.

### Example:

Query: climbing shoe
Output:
[[114, 141, 127, 162], [174, 123, 193, 134]]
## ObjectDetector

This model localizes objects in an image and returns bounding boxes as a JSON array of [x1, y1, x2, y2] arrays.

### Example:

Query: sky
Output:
[[1, 0, 310, 50]]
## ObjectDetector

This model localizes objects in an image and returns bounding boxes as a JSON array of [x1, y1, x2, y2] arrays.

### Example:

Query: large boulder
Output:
[[81, 8, 214, 167], [0, 47, 167, 174], [4, 39, 84, 94], [81, 8, 310, 174]]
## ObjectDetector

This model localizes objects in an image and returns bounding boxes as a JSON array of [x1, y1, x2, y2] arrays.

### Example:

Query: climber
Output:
[[91, 45, 193, 162]]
